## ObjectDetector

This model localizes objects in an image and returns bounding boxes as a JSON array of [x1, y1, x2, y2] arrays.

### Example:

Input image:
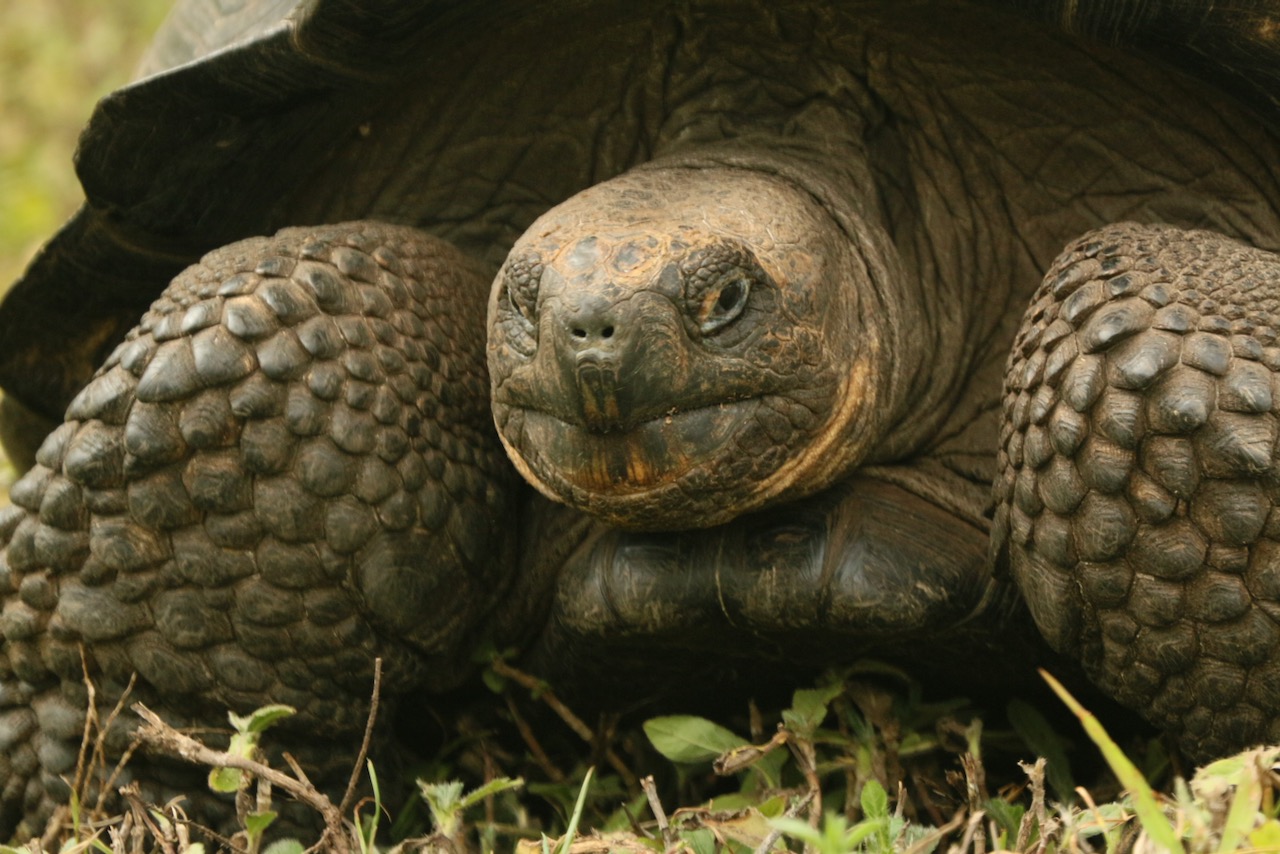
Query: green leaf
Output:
[[859, 784, 892, 852], [681, 828, 717, 854], [457, 775, 525, 810], [261, 841, 304, 854], [557, 767, 593, 854], [760, 746, 789, 789], [207, 708, 295, 794], [1249, 819, 1280, 850], [984, 798, 1025, 843], [481, 668, 506, 693], [227, 731, 256, 760], [700, 807, 775, 849], [420, 779, 469, 838], [1214, 751, 1265, 854], [770, 816, 823, 847], [243, 811, 277, 837], [705, 792, 756, 811], [209, 729, 260, 792], [644, 715, 747, 763], [860, 779, 889, 821], [419, 779, 464, 809], [755, 794, 789, 818], [782, 683, 843, 736], [208, 766, 243, 794], [229, 704, 296, 735], [357, 761, 382, 854], [147, 809, 174, 835], [843, 817, 890, 851]]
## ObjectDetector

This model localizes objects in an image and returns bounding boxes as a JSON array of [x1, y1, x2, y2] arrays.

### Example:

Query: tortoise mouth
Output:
[[501, 396, 759, 497]]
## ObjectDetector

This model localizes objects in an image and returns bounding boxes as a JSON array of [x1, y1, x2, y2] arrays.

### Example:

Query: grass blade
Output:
[[557, 767, 594, 853], [1040, 669, 1183, 853]]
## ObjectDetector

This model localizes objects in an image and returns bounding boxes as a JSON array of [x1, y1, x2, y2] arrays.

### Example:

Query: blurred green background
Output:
[[0, 0, 171, 497], [0, 0, 170, 289]]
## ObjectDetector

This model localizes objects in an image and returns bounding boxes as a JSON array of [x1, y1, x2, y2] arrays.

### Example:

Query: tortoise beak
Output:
[[575, 355, 623, 432], [549, 290, 647, 432]]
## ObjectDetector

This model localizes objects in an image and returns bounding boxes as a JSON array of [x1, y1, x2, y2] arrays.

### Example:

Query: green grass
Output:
[[30, 662, 1280, 853]]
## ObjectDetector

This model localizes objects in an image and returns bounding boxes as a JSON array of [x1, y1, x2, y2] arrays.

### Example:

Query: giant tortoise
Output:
[[2, 0, 1280, 837]]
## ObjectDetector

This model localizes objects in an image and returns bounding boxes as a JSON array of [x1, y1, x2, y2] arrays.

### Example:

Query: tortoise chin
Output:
[[496, 395, 784, 528], [516, 401, 751, 493]]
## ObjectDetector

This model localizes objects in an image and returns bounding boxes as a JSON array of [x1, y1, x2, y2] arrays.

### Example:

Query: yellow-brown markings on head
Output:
[[748, 347, 878, 506], [612, 238, 660, 273], [550, 234, 672, 294], [489, 165, 878, 529], [587, 447, 612, 492], [625, 451, 651, 486]]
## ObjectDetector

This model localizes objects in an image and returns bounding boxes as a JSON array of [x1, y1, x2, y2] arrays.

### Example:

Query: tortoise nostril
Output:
[[567, 318, 618, 345], [564, 296, 621, 347]]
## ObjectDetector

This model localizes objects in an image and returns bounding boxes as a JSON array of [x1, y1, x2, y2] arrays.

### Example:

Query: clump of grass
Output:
[[10, 650, 1280, 853], [1046, 670, 1280, 853]]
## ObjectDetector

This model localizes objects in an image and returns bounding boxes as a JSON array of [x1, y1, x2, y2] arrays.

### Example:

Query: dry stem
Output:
[[131, 703, 346, 844]]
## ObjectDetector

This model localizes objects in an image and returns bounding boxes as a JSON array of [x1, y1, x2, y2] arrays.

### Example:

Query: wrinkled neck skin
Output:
[[488, 134, 960, 529]]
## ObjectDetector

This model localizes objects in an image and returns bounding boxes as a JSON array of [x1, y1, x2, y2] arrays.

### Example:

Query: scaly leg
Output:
[[533, 472, 1032, 699], [998, 222, 1280, 761], [0, 222, 518, 835]]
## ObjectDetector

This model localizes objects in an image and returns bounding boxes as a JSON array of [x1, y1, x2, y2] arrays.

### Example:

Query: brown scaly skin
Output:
[[999, 224, 1280, 761], [0, 223, 522, 835]]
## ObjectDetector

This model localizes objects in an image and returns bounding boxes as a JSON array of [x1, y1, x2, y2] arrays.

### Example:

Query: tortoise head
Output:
[[488, 166, 890, 530]]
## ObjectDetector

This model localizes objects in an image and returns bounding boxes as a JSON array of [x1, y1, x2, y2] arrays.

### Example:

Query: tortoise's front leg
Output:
[[997, 223, 1280, 761], [530, 472, 1033, 698], [0, 222, 518, 835]]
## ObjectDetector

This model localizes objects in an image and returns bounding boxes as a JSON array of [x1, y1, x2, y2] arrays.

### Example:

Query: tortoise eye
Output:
[[680, 241, 762, 337], [699, 277, 751, 334]]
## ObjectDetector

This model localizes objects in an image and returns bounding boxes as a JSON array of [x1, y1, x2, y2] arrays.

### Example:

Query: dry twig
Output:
[[752, 790, 814, 854], [490, 658, 638, 790], [132, 703, 347, 845], [506, 693, 566, 782], [338, 657, 383, 818], [640, 775, 674, 851]]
